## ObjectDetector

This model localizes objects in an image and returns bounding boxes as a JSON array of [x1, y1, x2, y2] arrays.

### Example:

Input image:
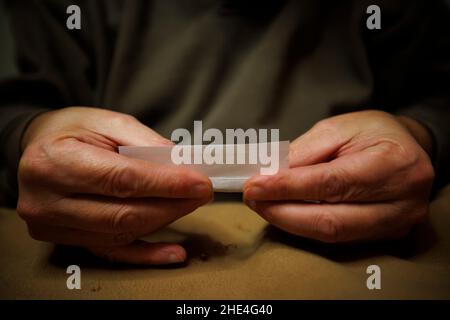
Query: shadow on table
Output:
[[47, 231, 239, 270], [47, 220, 437, 270]]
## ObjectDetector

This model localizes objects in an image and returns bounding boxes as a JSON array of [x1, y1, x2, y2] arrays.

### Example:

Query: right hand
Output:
[[17, 107, 213, 265]]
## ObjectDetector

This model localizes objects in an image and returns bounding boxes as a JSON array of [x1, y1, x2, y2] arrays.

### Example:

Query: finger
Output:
[[27, 223, 137, 247], [245, 145, 409, 202], [246, 200, 410, 243], [27, 195, 211, 233], [28, 139, 213, 199], [88, 241, 186, 265]]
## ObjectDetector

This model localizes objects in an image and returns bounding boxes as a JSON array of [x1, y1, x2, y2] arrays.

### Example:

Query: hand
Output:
[[244, 110, 434, 243], [17, 107, 213, 264]]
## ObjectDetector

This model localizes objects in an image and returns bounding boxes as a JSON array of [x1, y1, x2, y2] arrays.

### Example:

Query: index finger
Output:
[[27, 138, 212, 198], [244, 147, 407, 202]]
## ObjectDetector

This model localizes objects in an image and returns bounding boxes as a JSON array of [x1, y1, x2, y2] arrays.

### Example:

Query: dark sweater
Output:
[[1, 0, 449, 204]]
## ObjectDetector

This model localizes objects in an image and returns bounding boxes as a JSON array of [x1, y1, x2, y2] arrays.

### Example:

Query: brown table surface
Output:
[[1, 186, 450, 299]]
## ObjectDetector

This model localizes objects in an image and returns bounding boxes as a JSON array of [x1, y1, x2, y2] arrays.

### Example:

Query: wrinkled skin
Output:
[[17, 107, 435, 265], [17, 107, 213, 265], [244, 110, 434, 243]]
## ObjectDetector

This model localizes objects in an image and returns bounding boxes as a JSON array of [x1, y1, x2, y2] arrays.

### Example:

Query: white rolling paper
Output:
[[118, 141, 289, 192]]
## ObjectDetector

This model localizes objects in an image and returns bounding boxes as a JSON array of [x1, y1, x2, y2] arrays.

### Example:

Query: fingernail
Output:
[[245, 186, 265, 200], [168, 253, 184, 264], [192, 183, 211, 197]]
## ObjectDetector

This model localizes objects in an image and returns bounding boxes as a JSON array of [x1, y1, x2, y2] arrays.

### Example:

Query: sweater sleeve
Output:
[[364, 0, 450, 193], [0, 0, 99, 205]]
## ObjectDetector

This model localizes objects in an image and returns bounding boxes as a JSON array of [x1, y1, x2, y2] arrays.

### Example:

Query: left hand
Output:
[[243, 110, 435, 243]]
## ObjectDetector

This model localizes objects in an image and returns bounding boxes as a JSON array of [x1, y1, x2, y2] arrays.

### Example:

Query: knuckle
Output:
[[313, 118, 332, 131], [380, 140, 411, 168], [391, 146, 435, 194], [124, 114, 138, 122], [105, 167, 140, 198], [18, 154, 33, 183], [110, 114, 137, 128], [312, 118, 341, 138], [18, 145, 52, 185], [422, 160, 435, 183], [376, 140, 435, 191], [16, 199, 42, 221], [320, 169, 347, 202], [378, 140, 425, 174], [412, 157, 435, 188], [312, 211, 342, 243], [111, 204, 141, 233]]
